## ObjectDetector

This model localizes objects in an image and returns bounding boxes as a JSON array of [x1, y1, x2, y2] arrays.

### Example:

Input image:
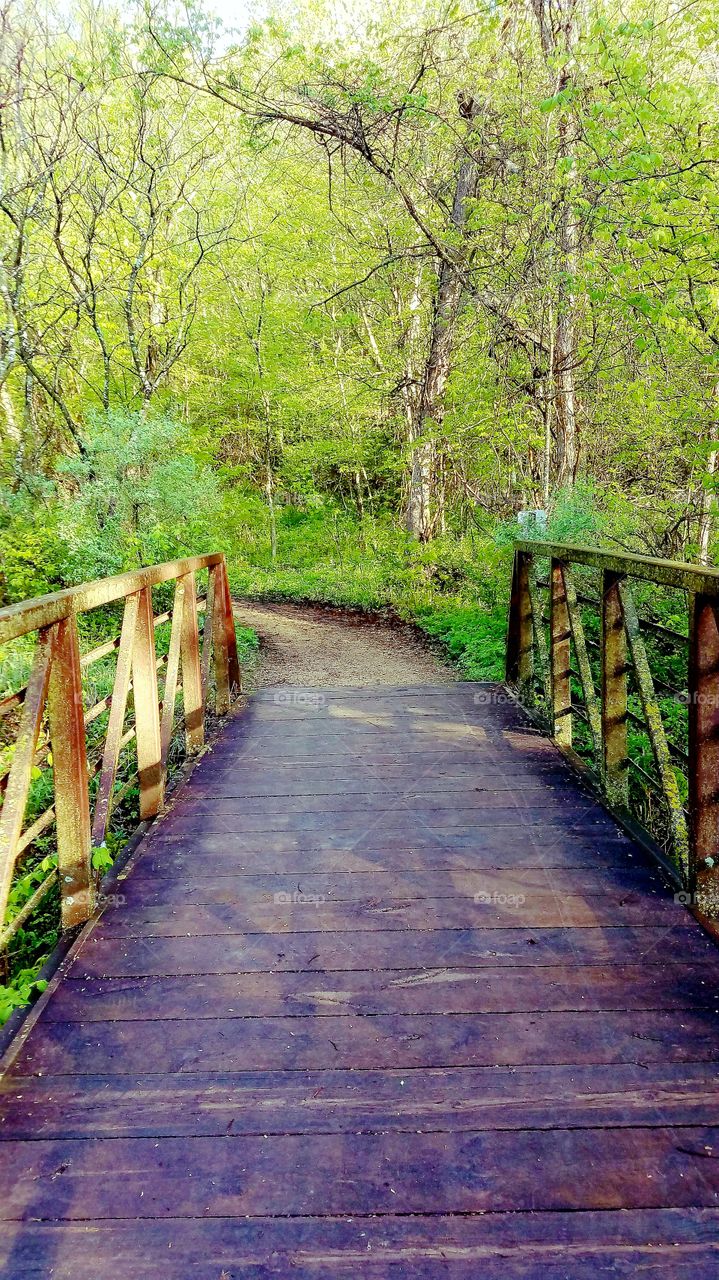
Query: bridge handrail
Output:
[[0, 554, 240, 951], [506, 539, 719, 914], [0, 554, 226, 645]]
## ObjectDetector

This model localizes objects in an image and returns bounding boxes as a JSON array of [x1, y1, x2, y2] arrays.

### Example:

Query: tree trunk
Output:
[[265, 450, 278, 563], [405, 144, 477, 540], [699, 451, 716, 565], [698, 390, 719, 565], [552, 105, 579, 486], [532, 0, 580, 490]]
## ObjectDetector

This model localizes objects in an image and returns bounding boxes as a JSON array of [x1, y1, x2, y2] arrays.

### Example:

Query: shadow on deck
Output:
[[1, 682, 719, 1277]]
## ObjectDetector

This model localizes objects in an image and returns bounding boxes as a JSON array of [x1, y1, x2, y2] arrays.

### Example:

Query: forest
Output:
[[1, 0, 717, 670], [2, 4, 719, 1258]]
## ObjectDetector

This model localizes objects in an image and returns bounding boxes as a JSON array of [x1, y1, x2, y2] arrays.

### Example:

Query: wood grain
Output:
[[2, 681, 718, 1277]]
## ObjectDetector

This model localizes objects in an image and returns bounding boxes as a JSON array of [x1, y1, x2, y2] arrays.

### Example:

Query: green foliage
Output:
[[0, 487, 65, 605], [547, 484, 604, 544], [0, 973, 48, 1026], [91, 846, 114, 874], [57, 411, 229, 582], [229, 503, 510, 679], [413, 603, 508, 680]]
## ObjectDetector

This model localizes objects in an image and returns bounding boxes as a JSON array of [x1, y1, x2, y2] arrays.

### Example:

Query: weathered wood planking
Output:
[[3, 1211, 719, 1280], [71, 923, 711, 977], [1, 681, 719, 1279], [39, 963, 719, 1021], [3, 1062, 719, 1139]]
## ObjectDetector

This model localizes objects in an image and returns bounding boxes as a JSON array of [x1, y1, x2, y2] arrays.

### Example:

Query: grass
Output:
[[228, 505, 512, 681]]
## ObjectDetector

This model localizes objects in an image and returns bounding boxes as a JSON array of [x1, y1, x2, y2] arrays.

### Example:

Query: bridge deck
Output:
[[1, 682, 719, 1277]]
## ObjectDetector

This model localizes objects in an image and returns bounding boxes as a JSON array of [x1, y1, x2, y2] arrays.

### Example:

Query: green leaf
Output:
[[91, 846, 114, 873]]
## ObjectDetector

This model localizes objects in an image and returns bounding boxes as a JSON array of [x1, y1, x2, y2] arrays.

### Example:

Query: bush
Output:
[[56, 410, 231, 583]]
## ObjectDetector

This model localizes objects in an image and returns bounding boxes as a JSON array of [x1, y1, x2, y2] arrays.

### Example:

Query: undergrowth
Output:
[[228, 505, 513, 680]]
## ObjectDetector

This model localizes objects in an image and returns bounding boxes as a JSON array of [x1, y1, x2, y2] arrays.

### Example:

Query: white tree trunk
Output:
[[532, 0, 580, 489], [405, 147, 477, 540]]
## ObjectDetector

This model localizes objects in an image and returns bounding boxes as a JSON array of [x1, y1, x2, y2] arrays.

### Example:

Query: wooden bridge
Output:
[[1, 546, 719, 1276]]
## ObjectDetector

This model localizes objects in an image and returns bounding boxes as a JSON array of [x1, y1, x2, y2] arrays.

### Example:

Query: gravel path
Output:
[[233, 600, 454, 689]]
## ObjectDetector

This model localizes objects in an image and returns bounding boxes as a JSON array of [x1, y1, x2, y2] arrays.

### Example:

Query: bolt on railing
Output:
[[506, 540, 719, 916], [0, 554, 240, 952]]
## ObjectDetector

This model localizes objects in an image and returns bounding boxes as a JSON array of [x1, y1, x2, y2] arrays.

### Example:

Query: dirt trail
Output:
[[233, 600, 454, 689]]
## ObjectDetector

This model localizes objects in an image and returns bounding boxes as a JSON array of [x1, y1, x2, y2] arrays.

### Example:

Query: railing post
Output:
[[210, 563, 230, 715], [550, 557, 572, 747], [601, 570, 629, 808], [688, 592, 719, 907], [180, 570, 204, 753], [211, 558, 240, 714], [159, 578, 185, 782], [132, 586, 163, 819], [46, 616, 94, 928], [221, 558, 241, 697], [506, 550, 533, 698]]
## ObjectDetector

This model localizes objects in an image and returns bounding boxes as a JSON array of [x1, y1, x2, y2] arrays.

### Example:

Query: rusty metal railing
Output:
[[0, 555, 240, 950], [506, 540, 719, 914]]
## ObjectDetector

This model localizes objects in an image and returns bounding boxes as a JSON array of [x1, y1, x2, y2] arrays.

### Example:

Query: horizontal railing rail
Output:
[[0, 554, 226, 644], [0, 554, 240, 954], [506, 540, 719, 916]]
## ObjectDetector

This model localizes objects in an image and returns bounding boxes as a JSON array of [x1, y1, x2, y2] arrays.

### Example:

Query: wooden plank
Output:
[[145, 806, 608, 839], [0, 554, 224, 645], [116, 864, 668, 905], [210, 562, 232, 714], [527, 558, 552, 705], [2, 1127, 719, 1220], [41, 962, 719, 1022], [92, 891, 680, 937], [219, 557, 240, 696], [184, 766, 576, 799], [46, 616, 94, 928], [602, 569, 629, 807], [505, 548, 532, 689], [179, 570, 204, 752], [200, 565, 215, 703], [159, 578, 185, 777], [562, 563, 603, 758], [131, 586, 163, 819], [203, 728, 560, 757], [91, 592, 139, 847], [162, 786, 587, 816], [688, 592, 719, 904], [14, 1008, 719, 1075], [618, 578, 690, 873], [3, 1062, 719, 1140], [70, 921, 712, 979], [136, 828, 640, 872], [550, 557, 572, 747], [3, 1213, 719, 1280]]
